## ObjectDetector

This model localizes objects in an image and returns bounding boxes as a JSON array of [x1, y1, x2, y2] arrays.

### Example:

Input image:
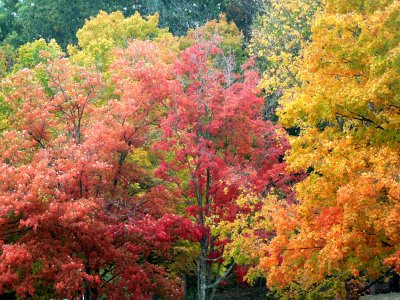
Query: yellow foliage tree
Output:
[[250, 0, 321, 119], [15, 38, 63, 70], [68, 11, 178, 70], [221, 0, 400, 298], [274, 0, 399, 296]]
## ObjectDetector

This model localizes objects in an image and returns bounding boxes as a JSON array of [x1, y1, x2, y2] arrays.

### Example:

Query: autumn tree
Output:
[[249, 0, 321, 120], [246, 0, 400, 298], [184, 14, 247, 69], [13, 38, 63, 71], [0, 42, 200, 299], [68, 11, 178, 70], [156, 39, 296, 300]]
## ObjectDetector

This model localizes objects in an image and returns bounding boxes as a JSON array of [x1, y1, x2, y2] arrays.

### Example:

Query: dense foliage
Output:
[[221, 0, 400, 298], [0, 0, 262, 48], [249, 0, 321, 120], [0, 0, 399, 299]]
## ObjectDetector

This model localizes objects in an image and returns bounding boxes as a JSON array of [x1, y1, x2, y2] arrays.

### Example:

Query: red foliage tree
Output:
[[0, 43, 200, 300], [156, 40, 296, 300]]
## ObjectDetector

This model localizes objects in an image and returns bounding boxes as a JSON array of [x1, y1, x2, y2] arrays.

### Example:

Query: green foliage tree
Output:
[[0, 0, 18, 41], [140, 0, 263, 38], [223, 0, 263, 40]]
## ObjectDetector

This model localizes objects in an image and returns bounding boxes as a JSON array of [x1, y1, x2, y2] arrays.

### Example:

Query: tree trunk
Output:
[[209, 284, 218, 300], [197, 255, 207, 300], [84, 279, 96, 300], [84, 285, 92, 300], [197, 235, 208, 300]]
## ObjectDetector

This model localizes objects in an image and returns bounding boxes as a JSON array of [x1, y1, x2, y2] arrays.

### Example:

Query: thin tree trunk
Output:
[[197, 226, 210, 300], [84, 282, 93, 300], [209, 284, 218, 300], [197, 252, 207, 300]]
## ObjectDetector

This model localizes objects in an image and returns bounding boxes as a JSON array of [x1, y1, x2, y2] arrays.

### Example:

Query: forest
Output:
[[0, 0, 399, 299]]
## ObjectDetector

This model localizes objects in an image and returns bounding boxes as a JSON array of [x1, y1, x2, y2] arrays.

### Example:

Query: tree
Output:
[[14, 38, 63, 70], [68, 10, 177, 71], [156, 39, 296, 300], [249, 0, 321, 120], [252, 0, 400, 297], [184, 14, 247, 68], [0, 42, 200, 299]]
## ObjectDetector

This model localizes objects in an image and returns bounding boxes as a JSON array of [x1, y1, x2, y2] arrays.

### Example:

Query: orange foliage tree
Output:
[[223, 0, 400, 298]]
